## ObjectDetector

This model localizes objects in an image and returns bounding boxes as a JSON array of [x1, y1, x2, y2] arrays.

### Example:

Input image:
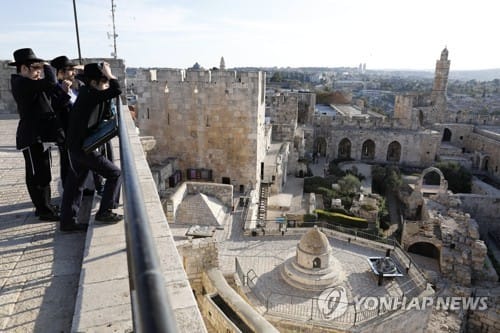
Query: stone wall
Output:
[[439, 211, 488, 286], [186, 182, 233, 207], [266, 92, 298, 142], [133, 67, 266, 193], [453, 194, 500, 236], [150, 158, 178, 193], [434, 123, 474, 147], [467, 286, 500, 332], [177, 238, 219, 281], [318, 127, 440, 166], [465, 129, 500, 179]]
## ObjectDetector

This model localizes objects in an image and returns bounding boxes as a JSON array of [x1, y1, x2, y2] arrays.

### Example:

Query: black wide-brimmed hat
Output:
[[50, 56, 77, 70], [83, 63, 106, 81], [9, 48, 44, 66]]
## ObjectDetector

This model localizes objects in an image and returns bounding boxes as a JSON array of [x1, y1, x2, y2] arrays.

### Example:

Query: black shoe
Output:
[[95, 210, 123, 223], [38, 211, 60, 221], [35, 205, 59, 217], [60, 222, 88, 232]]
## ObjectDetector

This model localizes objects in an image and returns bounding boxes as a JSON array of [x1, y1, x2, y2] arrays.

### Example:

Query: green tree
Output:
[[338, 174, 361, 196], [433, 161, 472, 193]]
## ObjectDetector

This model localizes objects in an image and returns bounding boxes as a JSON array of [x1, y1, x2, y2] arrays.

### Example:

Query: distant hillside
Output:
[[449, 69, 500, 81], [367, 69, 500, 81]]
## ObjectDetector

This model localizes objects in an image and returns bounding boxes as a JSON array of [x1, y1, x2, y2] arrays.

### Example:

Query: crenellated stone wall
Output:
[[131, 67, 266, 193]]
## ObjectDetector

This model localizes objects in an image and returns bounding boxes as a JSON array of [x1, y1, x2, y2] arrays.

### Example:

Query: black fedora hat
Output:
[[50, 56, 77, 70], [83, 63, 106, 81], [9, 48, 44, 66]]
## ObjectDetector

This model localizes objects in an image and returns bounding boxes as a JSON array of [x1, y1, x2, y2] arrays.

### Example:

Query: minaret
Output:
[[220, 56, 226, 70], [430, 47, 450, 123]]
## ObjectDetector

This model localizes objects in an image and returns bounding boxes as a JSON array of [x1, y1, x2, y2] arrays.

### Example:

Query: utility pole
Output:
[[72, 0, 82, 64], [110, 0, 118, 59]]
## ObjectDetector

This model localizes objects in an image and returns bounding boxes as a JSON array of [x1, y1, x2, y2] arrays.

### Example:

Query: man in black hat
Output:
[[9, 48, 67, 221], [60, 62, 123, 232], [50, 55, 79, 184]]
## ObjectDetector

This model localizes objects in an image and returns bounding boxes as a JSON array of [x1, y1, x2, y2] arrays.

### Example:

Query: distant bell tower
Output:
[[430, 47, 450, 123], [220, 56, 226, 70]]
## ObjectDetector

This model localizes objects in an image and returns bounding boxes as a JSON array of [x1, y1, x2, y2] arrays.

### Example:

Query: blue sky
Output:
[[1, 0, 499, 70]]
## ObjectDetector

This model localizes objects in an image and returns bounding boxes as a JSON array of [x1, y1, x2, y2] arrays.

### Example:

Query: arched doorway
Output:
[[482, 156, 490, 171], [314, 137, 327, 156], [407, 242, 441, 272], [423, 170, 441, 185], [408, 242, 440, 259], [338, 138, 351, 159], [442, 128, 452, 142], [386, 141, 401, 162], [313, 257, 321, 268], [361, 139, 375, 160]]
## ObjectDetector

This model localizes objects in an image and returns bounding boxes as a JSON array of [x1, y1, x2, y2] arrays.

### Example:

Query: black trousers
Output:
[[60, 148, 121, 227], [22, 142, 55, 214], [59, 146, 69, 186]]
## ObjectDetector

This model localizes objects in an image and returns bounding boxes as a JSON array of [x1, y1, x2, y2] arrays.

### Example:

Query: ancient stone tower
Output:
[[134, 66, 267, 194], [430, 47, 450, 123]]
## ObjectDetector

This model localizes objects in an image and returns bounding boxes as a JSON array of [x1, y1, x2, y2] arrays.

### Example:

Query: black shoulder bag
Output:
[[82, 101, 118, 154]]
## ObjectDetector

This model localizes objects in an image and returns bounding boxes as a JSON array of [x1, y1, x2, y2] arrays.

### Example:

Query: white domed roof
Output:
[[298, 226, 329, 255]]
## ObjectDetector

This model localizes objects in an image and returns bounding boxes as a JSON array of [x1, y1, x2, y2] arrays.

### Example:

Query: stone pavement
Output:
[[0, 115, 86, 332], [0, 113, 205, 333]]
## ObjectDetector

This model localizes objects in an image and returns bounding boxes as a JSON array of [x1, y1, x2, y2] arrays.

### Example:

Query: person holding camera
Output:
[[50, 55, 80, 185], [60, 62, 123, 232], [9, 48, 67, 221]]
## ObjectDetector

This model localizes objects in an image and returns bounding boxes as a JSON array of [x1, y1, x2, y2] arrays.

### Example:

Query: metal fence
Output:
[[244, 265, 428, 328], [117, 98, 179, 332], [235, 221, 430, 329]]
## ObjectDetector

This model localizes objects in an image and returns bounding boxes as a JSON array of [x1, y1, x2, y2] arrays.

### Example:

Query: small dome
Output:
[[298, 226, 329, 255]]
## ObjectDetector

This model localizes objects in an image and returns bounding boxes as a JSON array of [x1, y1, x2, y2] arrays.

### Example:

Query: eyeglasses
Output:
[[28, 63, 43, 70]]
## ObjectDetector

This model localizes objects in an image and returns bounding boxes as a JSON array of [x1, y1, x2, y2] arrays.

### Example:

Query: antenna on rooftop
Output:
[[109, 0, 118, 58]]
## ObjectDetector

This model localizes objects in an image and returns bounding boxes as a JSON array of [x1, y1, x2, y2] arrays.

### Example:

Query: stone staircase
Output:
[[257, 183, 270, 222]]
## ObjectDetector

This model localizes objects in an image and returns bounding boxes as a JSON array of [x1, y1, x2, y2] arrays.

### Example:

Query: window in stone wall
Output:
[[442, 128, 452, 142], [386, 141, 401, 162], [186, 168, 213, 181], [338, 138, 351, 159], [361, 139, 375, 160]]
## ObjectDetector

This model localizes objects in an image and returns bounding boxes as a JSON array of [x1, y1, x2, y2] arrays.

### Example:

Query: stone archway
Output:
[[386, 141, 401, 162], [408, 242, 440, 259], [417, 167, 448, 195], [407, 241, 441, 273], [361, 139, 375, 160], [314, 137, 327, 156], [442, 128, 452, 142], [338, 138, 351, 159]]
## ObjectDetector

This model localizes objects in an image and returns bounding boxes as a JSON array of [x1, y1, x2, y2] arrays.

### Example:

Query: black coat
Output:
[[66, 79, 121, 152], [10, 65, 68, 149]]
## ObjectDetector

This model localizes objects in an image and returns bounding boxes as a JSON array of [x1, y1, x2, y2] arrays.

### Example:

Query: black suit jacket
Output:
[[67, 79, 121, 152], [11, 65, 67, 149]]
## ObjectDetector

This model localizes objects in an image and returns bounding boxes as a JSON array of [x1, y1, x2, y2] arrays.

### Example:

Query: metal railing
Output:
[[117, 98, 179, 332]]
